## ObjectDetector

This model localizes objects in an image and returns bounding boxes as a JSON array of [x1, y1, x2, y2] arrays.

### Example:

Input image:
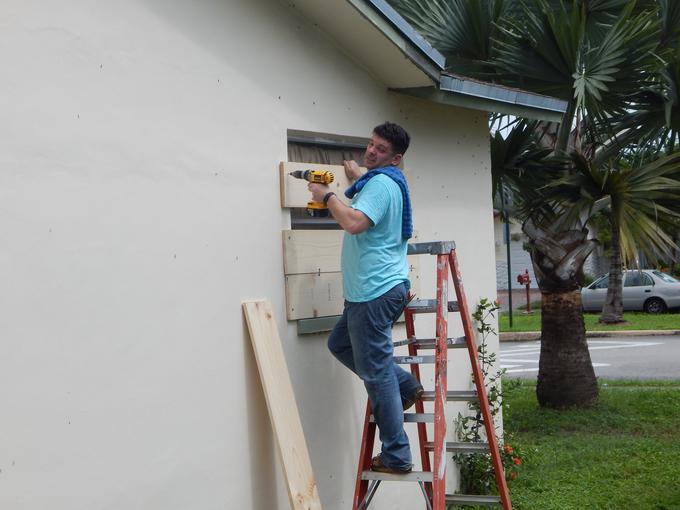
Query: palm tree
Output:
[[550, 152, 680, 322], [390, 0, 680, 407], [489, 120, 600, 408], [577, 0, 680, 321]]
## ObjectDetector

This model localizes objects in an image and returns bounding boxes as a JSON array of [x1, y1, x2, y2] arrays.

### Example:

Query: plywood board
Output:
[[285, 272, 344, 320], [282, 230, 343, 275], [241, 300, 323, 510], [283, 230, 421, 276], [409, 255, 421, 298], [280, 162, 357, 208], [285, 261, 421, 320]]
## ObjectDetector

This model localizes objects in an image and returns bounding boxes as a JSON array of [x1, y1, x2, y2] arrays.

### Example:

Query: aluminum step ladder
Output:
[[352, 241, 512, 509]]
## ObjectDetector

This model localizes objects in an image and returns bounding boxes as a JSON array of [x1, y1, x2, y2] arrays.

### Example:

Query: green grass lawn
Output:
[[499, 379, 680, 510], [499, 310, 680, 333]]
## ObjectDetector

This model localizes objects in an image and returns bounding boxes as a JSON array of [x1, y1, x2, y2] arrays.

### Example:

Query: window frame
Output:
[[287, 129, 369, 230]]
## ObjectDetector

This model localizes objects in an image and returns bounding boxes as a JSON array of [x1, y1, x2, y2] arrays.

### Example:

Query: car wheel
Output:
[[644, 297, 667, 314]]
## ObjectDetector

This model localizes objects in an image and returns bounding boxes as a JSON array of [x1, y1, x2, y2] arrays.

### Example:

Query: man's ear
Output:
[[390, 153, 403, 167]]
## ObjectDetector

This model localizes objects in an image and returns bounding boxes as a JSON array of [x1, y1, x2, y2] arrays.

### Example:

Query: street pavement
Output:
[[500, 335, 680, 380]]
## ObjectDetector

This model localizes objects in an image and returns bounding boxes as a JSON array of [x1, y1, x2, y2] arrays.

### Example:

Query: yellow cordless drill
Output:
[[289, 169, 335, 217]]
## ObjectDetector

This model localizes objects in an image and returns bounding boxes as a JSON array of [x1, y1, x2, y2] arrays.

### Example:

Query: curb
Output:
[[500, 330, 680, 342]]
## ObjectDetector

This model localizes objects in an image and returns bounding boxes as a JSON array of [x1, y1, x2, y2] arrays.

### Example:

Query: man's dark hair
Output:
[[373, 121, 410, 155]]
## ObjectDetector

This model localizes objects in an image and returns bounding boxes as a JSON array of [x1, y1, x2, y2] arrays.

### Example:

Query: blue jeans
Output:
[[328, 282, 420, 469]]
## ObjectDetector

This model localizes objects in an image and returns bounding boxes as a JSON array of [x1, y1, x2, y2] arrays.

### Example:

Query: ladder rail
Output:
[[405, 304, 433, 502], [353, 402, 377, 509], [432, 253, 448, 509], [449, 249, 512, 510]]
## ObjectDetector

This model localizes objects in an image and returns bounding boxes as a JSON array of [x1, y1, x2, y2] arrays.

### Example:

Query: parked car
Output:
[[581, 270, 680, 313]]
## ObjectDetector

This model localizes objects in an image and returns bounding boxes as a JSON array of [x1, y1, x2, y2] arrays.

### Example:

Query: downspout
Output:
[[501, 189, 513, 327]]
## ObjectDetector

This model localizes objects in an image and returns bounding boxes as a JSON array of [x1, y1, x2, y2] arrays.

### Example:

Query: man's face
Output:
[[363, 133, 403, 170]]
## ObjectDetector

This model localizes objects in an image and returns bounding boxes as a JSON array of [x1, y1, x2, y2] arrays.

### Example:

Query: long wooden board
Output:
[[242, 300, 323, 510]]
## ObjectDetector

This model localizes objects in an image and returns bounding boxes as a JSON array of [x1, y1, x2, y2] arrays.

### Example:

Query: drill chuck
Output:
[[289, 169, 334, 184]]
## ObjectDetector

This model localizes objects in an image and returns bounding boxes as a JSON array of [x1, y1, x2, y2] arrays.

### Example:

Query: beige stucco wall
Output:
[[0, 0, 498, 508]]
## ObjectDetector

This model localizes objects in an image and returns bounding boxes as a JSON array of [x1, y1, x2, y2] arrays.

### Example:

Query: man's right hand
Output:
[[343, 160, 362, 182]]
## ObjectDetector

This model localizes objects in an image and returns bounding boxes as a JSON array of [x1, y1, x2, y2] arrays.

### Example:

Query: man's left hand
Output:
[[308, 183, 330, 203]]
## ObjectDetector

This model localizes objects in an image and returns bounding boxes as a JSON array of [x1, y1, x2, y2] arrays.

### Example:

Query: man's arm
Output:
[[308, 183, 371, 234]]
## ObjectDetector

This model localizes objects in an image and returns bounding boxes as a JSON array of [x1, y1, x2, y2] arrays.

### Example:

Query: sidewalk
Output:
[[500, 329, 680, 341]]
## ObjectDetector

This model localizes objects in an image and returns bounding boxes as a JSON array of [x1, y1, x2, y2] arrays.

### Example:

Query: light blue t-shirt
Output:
[[341, 174, 409, 302]]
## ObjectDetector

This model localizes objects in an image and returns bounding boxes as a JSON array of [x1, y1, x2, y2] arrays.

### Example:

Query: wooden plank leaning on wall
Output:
[[242, 300, 323, 510]]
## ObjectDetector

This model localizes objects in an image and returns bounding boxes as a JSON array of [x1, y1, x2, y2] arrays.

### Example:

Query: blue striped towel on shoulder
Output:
[[344, 165, 413, 240]]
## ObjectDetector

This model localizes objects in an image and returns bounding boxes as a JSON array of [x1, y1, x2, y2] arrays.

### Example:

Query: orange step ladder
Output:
[[352, 241, 512, 509]]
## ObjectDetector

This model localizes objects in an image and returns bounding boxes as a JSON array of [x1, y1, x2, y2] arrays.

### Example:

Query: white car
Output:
[[581, 270, 680, 313]]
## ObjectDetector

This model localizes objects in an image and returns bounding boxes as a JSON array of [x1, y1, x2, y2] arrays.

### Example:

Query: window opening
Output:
[[624, 271, 653, 287], [287, 130, 368, 230], [653, 271, 678, 283], [592, 276, 609, 289]]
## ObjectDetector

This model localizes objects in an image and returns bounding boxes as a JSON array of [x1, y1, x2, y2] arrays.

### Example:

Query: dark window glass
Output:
[[624, 272, 652, 287], [592, 276, 609, 289]]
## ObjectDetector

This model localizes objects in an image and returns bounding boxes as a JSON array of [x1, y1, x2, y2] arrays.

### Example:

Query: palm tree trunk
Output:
[[600, 218, 624, 323], [524, 221, 599, 408], [555, 99, 577, 154], [537, 290, 598, 408]]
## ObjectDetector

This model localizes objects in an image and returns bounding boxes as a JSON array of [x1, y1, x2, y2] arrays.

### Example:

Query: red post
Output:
[[525, 280, 531, 313], [516, 269, 532, 314]]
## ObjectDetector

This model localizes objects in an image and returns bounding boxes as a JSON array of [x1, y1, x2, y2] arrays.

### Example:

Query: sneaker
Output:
[[402, 385, 424, 411], [371, 455, 412, 474]]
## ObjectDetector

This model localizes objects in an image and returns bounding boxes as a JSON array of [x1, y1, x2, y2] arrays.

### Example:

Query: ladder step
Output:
[[370, 413, 434, 423], [361, 470, 433, 482], [393, 355, 436, 364], [424, 441, 490, 453], [446, 494, 502, 506], [407, 240, 456, 255], [393, 336, 467, 349], [422, 390, 478, 402], [406, 298, 459, 313]]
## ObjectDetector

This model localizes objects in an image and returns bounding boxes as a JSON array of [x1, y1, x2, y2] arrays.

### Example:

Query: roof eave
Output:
[[393, 75, 568, 122], [346, 0, 445, 82]]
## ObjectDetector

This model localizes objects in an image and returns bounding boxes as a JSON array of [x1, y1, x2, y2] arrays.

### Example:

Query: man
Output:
[[307, 121, 423, 474]]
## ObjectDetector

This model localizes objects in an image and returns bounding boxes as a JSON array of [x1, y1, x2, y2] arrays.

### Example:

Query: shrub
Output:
[[454, 299, 525, 495]]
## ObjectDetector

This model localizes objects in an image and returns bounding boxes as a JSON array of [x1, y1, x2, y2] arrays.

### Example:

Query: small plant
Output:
[[454, 298, 525, 495], [500, 442, 525, 482]]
